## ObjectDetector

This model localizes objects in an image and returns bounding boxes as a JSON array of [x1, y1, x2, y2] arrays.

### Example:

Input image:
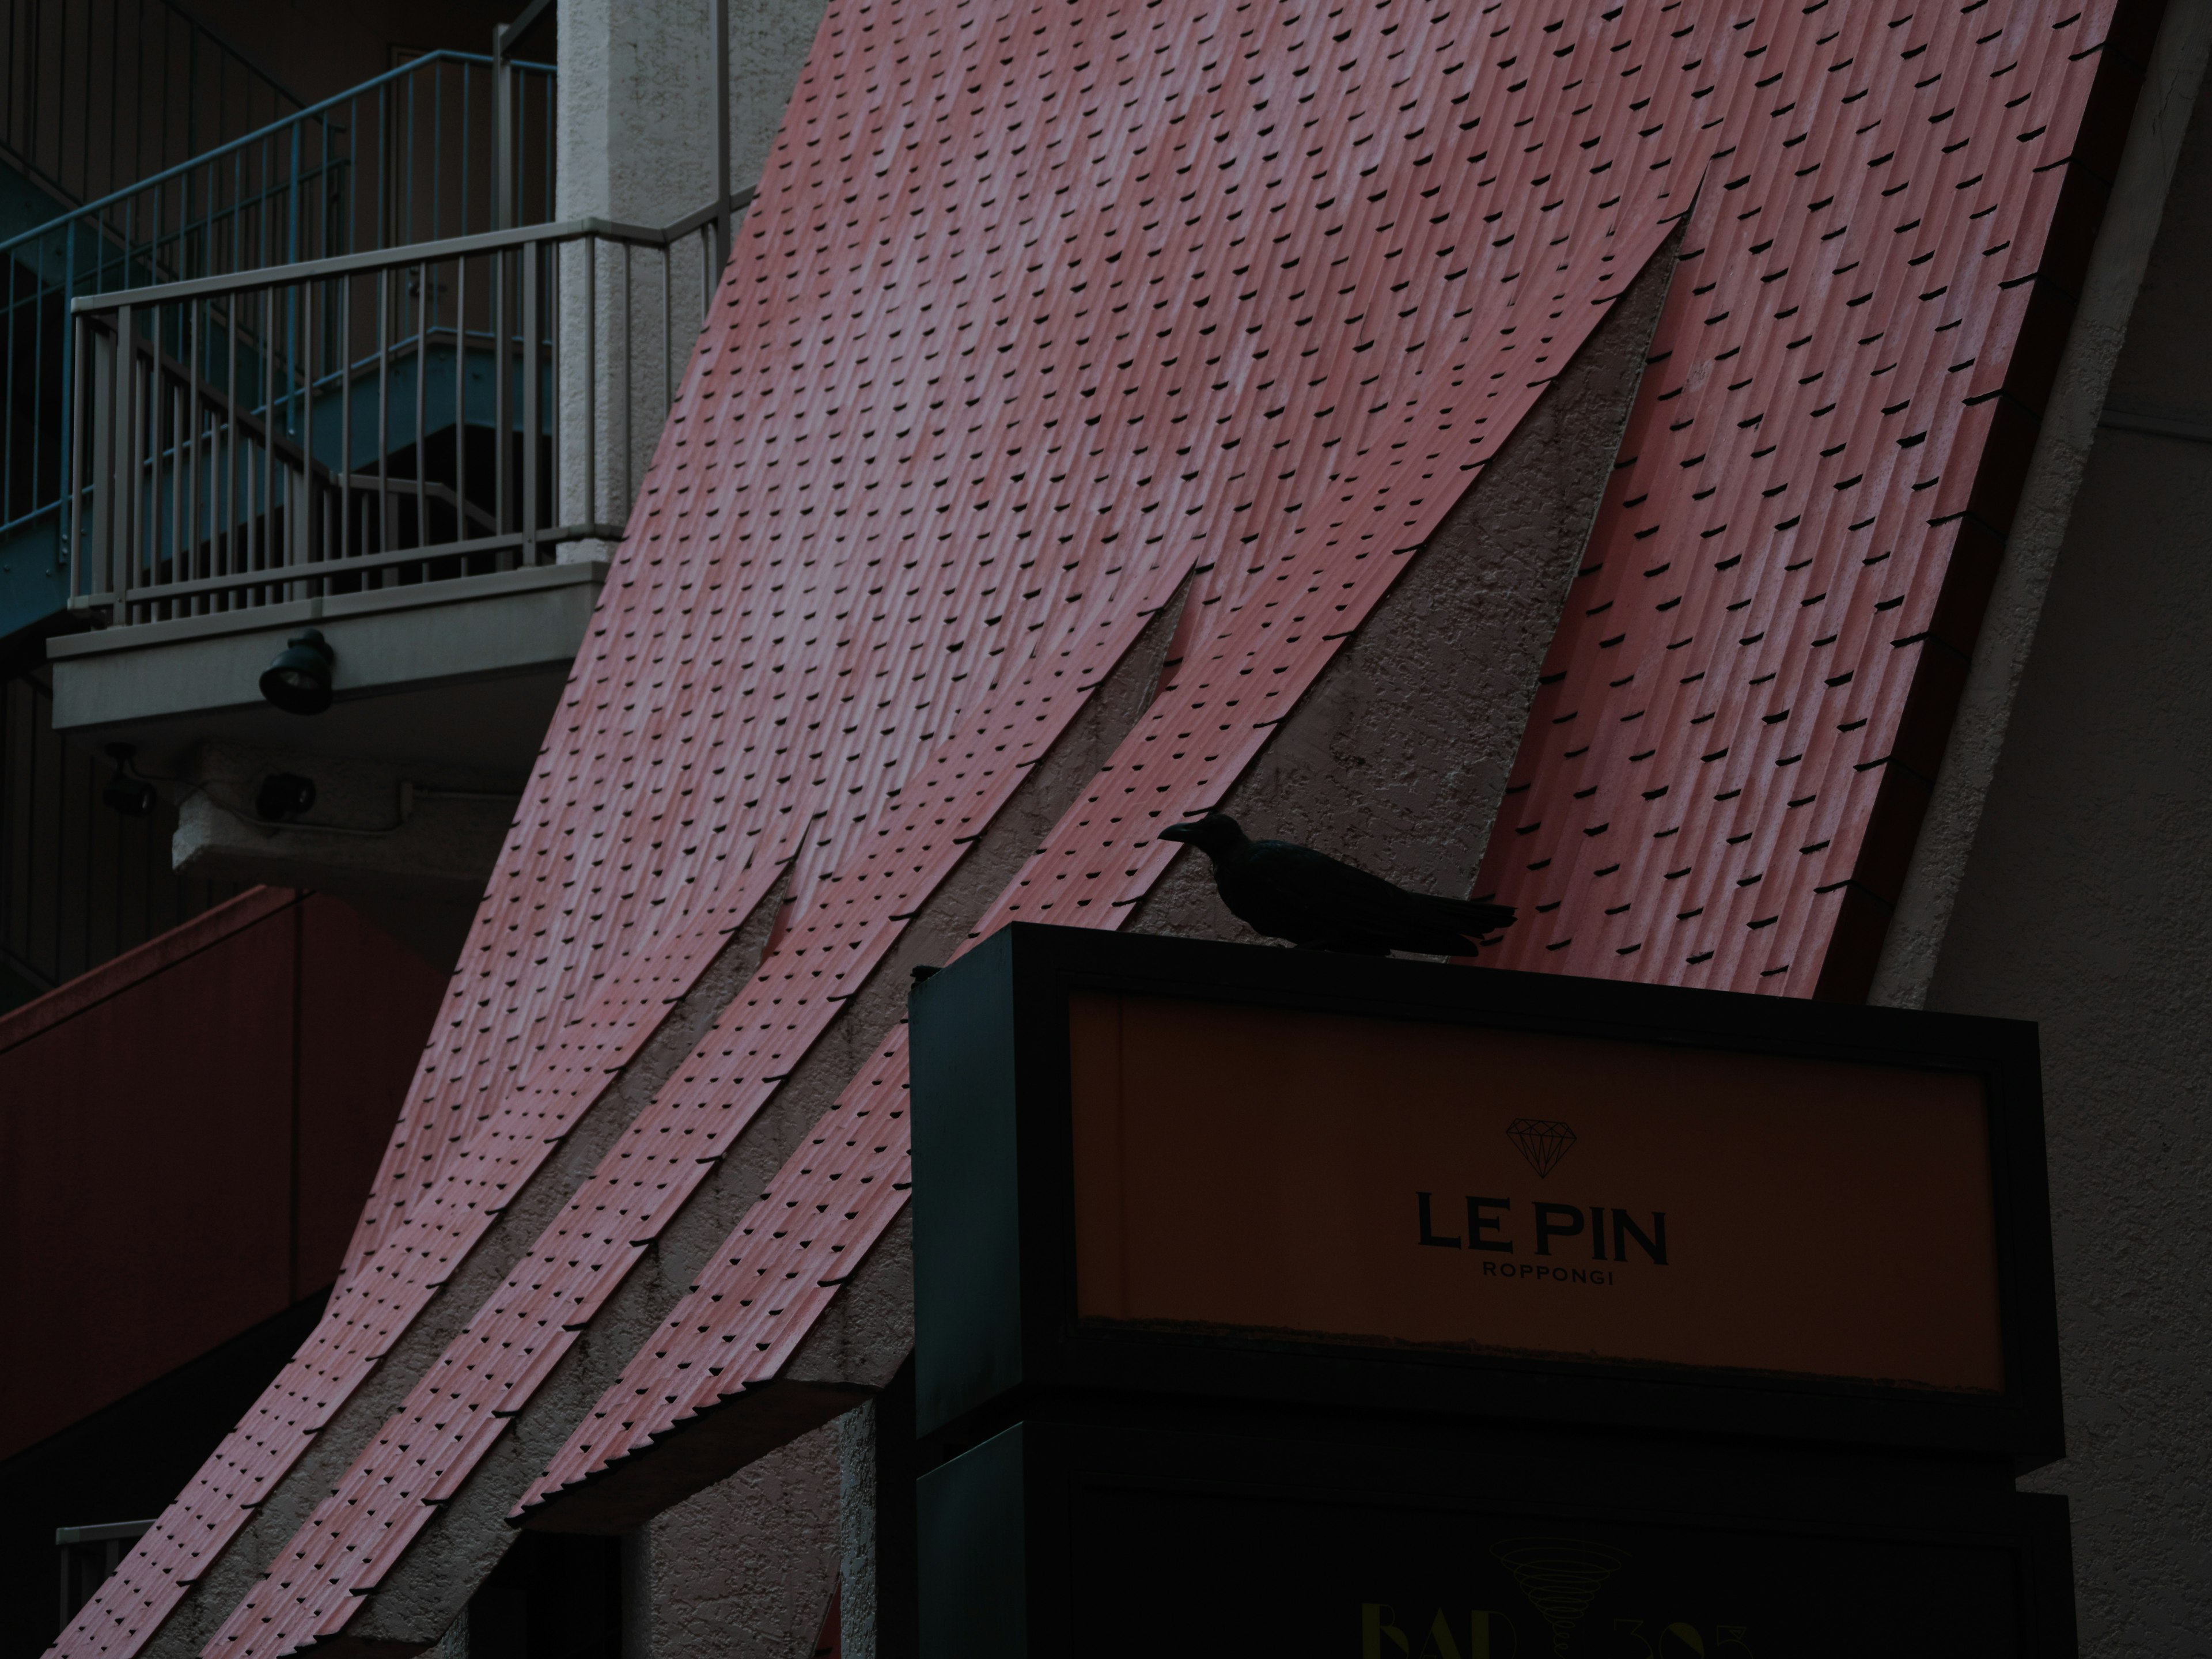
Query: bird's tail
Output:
[[1413, 893, 1517, 939]]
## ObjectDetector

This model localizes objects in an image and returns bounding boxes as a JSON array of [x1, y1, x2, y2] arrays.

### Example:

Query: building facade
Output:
[[9, 0, 2211, 1652]]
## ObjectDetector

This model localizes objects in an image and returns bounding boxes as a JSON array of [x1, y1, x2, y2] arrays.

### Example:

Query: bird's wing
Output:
[[1405, 891, 1517, 936], [1241, 842, 1435, 935], [1244, 841, 1513, 942]]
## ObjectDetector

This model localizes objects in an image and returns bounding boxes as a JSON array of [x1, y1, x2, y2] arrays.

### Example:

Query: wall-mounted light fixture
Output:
[[255, 773, 317, 823], [259, 629, 336, 715]]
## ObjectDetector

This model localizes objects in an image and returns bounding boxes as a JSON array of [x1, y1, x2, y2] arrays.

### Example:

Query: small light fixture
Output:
[[101, 744, 156, 817], [259, 628, 336, 715], [256, 773, 317, 823]]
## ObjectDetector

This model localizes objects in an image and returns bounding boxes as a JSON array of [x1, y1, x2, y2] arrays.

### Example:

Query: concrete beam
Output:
[[171, 745, 521, 902], [47, 562, 603, 781]]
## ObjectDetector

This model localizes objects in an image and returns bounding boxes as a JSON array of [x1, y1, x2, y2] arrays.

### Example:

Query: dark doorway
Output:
[[469, 1532, 625, 1659]]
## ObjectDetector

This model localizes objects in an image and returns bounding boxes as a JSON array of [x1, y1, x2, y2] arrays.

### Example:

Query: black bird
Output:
[[1157, 813, 1515, 956]]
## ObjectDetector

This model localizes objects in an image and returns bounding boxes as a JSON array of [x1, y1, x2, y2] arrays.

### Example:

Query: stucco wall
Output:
[[1128, 233, 1676, 944], [555, 0, 834, 551], [1925, 48, 2212, 1659], [635, 1424, 842, 1659]]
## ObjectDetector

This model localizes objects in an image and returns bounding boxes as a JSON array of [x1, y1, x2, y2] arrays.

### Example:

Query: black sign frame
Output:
[[909, 923, 2062, 1469], [916, 1410, 2081, 1659]]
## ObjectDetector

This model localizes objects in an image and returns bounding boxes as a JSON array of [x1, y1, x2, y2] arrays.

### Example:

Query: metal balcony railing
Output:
[[0, 49, 555, 585], [67, 199, 744, 623]]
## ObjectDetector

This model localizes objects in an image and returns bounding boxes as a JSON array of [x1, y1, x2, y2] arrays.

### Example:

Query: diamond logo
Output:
[[1505, 1118, 1577, 1180], [1492, 1537, 1623, 1656]]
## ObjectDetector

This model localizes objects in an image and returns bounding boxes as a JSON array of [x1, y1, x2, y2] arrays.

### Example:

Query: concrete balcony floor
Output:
[[47, 559, 603, 923]]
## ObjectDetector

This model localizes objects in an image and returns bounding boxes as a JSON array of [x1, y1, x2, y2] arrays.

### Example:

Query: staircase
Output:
[[0, 26, 556, 643], [0, 0, 304, 238]]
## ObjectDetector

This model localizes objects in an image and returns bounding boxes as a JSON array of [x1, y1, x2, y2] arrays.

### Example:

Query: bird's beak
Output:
[[1157, 820, 1199, 843]]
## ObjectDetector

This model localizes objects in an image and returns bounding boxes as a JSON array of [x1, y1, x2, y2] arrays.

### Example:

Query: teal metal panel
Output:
[[0, 512, 62, 642], [910, 929, 1029, 1440], [916, 1424, 1027, 1659]]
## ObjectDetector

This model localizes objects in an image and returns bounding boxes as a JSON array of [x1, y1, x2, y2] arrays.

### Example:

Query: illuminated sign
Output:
[[910, 923, 2058, 1461], [1069, 993, 2004, 1392]]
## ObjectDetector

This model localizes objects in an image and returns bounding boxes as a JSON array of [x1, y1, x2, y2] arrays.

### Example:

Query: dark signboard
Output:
[[918, 1417, 2077, 1659], [911, 924, 2059, 1461], [908, 925, 2071, 1656]]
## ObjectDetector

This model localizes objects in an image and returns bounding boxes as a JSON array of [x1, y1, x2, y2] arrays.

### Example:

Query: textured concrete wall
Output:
[[556, 0, 714, 548], [634, 1423, 842, 1659], [834, 1402, 879, 1659], [1128, 233, 1676, 944], [1923, 43, 2212, 1659], [555, 0, 834, 551]]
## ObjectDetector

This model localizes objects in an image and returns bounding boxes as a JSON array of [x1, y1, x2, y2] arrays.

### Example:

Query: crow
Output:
[[1157, 812, 1516, 956]]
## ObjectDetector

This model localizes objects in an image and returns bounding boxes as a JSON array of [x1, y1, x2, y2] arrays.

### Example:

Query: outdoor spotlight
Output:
[[259, 627, 336, 715], [255, 772, 317, 823], [101, 743, 156, 817]]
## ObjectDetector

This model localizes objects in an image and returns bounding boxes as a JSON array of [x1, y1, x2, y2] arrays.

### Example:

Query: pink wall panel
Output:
[[1468, 0, 2147, 996], [0, 900, 294, 1464], [0, 892, 441, 1467], [296, 900, 455, 1306]]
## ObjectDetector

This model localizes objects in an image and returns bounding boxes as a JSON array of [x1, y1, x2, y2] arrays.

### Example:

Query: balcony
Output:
[[46, 203, 729, 898], [0, 0, 755, 949]]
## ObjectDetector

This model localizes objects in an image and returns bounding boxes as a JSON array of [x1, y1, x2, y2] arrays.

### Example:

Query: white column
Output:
[[552, 0, 830, 563], [555, 0, 705, 564]]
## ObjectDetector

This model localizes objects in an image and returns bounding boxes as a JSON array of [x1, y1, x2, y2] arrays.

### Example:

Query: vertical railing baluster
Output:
[[116, 302, 135, 620], [376, 264, 390, 574], [166, 316, 180, 616], [453, 249, 468, 546], [184, 296, 199, 611], [622, 243, 633, 518], [260, 283, 274, 600], [221, 285, 237, 606], [493, 240, 507, 540], [520, 236, 538, 565], [546, 235, 558, 558], [67, 312, 86, 603], [340, 267, 353, 574], [414, 256, 427, 548]]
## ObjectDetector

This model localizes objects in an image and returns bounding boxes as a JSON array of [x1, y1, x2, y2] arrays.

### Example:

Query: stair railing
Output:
[[0, 0, 306, 219]]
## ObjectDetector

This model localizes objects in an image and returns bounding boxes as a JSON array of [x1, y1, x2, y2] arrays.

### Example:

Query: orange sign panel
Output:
[[1069, 993, 2004, 1393]]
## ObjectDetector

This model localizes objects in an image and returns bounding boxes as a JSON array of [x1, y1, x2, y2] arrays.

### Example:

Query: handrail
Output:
[[68, 190, 763, 313], [660, 186, 762, 248], [0, 49, 552, 267], [67, 180, 760, 628]]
